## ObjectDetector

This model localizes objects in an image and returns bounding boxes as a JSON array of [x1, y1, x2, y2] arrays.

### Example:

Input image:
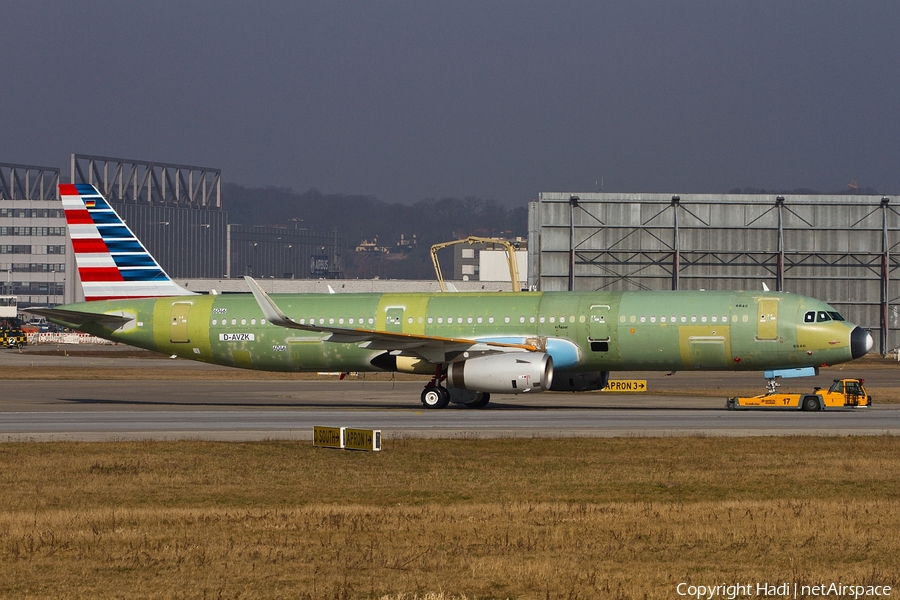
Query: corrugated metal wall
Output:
[[228, 225, 343, 280], [112, 203, 228, 279], [531, 193, 900, 354]]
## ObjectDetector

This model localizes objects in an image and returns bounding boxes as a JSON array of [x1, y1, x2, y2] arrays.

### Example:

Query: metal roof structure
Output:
[[71, 154, 220, 209]]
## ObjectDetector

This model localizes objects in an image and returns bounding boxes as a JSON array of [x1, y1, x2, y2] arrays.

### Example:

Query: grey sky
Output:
[[3, 2, 899, 204]]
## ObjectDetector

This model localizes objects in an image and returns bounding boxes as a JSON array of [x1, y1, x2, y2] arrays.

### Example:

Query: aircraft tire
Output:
[[802, 395, 821, 411], [465, 393, 491, 409], [421, 386, 450, 409]]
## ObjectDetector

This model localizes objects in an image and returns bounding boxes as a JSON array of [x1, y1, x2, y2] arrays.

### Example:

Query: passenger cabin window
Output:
[[804, 311, 816, 323], [816, 312, 831, 322]]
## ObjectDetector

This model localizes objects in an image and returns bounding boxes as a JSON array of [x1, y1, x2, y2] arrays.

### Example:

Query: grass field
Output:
[[1, 437, 899, 598]]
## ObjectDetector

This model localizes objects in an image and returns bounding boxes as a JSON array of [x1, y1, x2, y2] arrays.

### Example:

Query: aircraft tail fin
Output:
[[60, 183, 196, 301]]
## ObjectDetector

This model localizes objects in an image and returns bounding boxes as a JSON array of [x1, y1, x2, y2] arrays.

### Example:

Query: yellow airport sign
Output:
[[313, 426, 344, 448], [603, 380, 648, 392], [345, 428, 382, 452]]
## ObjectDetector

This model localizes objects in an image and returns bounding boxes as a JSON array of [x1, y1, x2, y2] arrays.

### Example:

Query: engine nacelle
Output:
[[447, 353, 553, 394], [550, 371, 610, 392]]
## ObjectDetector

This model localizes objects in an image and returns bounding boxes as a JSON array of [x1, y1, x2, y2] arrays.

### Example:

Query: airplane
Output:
[[29, 183, 873, 409]]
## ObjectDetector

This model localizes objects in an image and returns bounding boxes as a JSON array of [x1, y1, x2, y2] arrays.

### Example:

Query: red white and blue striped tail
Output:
[[60, 183, 196, 301]]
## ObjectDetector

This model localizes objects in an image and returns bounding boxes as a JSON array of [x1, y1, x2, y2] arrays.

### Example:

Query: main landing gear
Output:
[[421, 385, 450, 409], [420, 364, 490, 409], [464, 393, 491, 409], [421, 363, 451, 409]]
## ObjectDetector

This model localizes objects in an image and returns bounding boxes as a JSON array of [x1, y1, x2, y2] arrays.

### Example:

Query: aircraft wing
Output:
[[244, 276, 535, 362], [25, 307, 134, 329]]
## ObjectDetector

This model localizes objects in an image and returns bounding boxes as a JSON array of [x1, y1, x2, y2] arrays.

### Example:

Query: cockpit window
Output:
[[829, 380, 843, 394], [804, 311, 816, 323], [816, 311, 832, 322], [828, 311, 845, 321]]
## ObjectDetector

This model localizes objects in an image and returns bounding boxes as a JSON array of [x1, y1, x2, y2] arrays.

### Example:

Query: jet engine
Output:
[[446, 353, 553, 394], [549, 371, 610, 392]]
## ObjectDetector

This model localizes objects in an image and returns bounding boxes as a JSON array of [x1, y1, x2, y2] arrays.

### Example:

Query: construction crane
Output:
[[430, 236, 521, 293]]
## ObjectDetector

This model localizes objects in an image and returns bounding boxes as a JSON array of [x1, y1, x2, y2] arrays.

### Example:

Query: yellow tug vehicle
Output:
[[0, 318, 27, 349], [727, 378, 871, 411]]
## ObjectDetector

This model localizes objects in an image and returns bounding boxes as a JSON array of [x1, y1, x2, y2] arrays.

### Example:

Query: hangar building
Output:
[[0, 163, 65, 305], [1, 156, 344, 305], [529, 192, 899, 354]]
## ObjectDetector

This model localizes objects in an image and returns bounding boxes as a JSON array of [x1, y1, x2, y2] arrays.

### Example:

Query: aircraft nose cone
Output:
[[850, 326, 873, 359]]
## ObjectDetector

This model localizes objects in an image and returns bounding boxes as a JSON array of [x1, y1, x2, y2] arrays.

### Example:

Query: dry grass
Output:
[[1, 437, 899, 598], [0, 366, 419, 381], [0, 363, 430, 381]]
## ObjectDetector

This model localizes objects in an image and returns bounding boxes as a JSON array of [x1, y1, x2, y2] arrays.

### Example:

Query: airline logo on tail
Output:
[[60, 183, 195, 301]]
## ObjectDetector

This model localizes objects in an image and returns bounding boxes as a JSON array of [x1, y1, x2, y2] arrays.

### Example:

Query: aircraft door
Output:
[[588, 304, 610, 352], [689, 337, 729, 368], [170, 302, 191, 343], [756, 299, 779, 340], [385, 307, 404, 333]]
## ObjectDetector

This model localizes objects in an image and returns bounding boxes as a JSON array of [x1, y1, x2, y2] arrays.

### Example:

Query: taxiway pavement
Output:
[[2, 348, 898, 440]]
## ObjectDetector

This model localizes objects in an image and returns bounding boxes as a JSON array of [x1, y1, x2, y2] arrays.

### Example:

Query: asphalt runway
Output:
[[2, 375, 899, 441]]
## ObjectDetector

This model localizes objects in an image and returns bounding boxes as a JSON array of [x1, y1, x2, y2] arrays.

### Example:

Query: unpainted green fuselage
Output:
[[53, 289, 860, 375]]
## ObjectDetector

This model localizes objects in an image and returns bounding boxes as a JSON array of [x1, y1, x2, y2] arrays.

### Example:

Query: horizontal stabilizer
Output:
[[25, 307, 134, 329]]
